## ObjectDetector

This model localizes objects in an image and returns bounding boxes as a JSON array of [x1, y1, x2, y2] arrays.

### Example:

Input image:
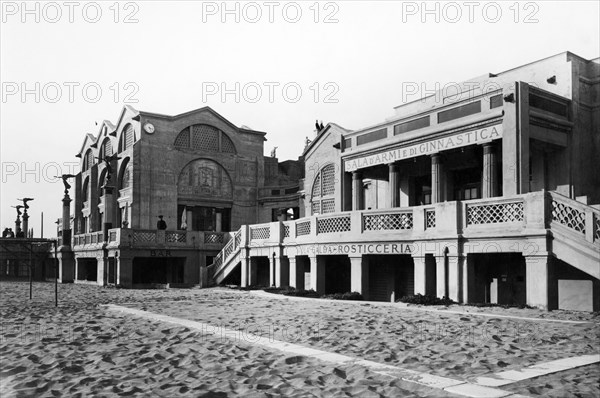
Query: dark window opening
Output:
[[490, 94, 503, 109], [529, 93, 568, 117], [177, 205, 231, 232], [438, 101, 481, 123], [394, 115, 430, 135], [356, 128, 387, 146]]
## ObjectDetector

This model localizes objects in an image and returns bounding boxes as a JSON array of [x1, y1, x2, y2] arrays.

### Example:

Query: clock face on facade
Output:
[[144, 123, 155, 134]]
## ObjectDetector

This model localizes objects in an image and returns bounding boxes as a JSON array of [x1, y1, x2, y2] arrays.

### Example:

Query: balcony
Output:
[[72, 229, 231, 250], [211, 191, 600, 282]]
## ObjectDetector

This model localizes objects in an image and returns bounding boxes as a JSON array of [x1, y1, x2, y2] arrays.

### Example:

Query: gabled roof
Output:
[[112, 105, 140, 136], [139, 106, 267, 139], [303, 122, 352, 156], [76, 134, 97, 158]]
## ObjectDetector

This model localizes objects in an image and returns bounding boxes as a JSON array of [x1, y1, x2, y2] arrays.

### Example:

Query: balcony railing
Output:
[[73, 229, 231, 249], [213, 191, 600, 277]]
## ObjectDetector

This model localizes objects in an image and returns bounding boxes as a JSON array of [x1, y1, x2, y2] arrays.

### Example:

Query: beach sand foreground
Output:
[[1, 282, 598, 397]]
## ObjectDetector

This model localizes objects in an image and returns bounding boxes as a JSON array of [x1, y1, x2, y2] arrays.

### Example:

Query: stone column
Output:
[[431, 154, 444, 203], [463, 255, 476, 304], [269, 255, 278, 287], [14, 214, 21, 236], [288, 256, 301, 289], [97, 254, 107, 286], [22, 211, 29, 237], [240, 257, 249, 287], [412, 256, 426, 295], [388, 163, 400, 208], [525, 254, 556, 310], [349, 256, 369, 299], [482, 143, 498, 198], [352, 172, 364, 211], [435, 255, 447, 298], [448, 255, 464, 302], [102, 186, 114, 242], [309, 256, 326, 295], [117, 256, 133, 287], [62, 194, 72, 247], [276, 256, 290, 288]]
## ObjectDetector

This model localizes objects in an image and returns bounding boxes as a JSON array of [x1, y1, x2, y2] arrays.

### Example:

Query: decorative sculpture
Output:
[[56, 174, 77, 194], [11, 205, 23, 217]]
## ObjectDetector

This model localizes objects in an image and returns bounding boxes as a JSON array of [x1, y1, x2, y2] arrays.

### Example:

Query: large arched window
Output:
[[99, 138, 113, 160], [82, 178, 89, 202], [118, 124, 135, 152], [98, 169, 107, 196], [174, 124, 236, 154], [311, 164, 336, 215], [119, 159, 132, 190], [82, 149, 94, 171]]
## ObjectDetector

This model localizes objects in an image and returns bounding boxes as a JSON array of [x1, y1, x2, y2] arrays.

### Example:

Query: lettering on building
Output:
[[345, 124, 502, 172]]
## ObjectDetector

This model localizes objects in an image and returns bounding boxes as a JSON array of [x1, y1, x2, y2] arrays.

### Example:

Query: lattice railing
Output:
[[251, 226, 270, 240], [234, 230, 242, 248], [91, 233, 97, 244], [222, 239, 234, 260], [363, 212, 413, 230], [317, 215, 351, 234], [204, 232, 224, 244], [84, 234, 91, 245], [283, 223, 291, 238], [466, 201, 524, 225], [425, 209, 436, 229], [213, 253, 223, 269], [551, 199, 585, 234], [595, 214, 600, 242], [296, 221, 311, 236], [166, 231, 187, 243], [133, 230, 156, 243], [96, 232, 104, 243]]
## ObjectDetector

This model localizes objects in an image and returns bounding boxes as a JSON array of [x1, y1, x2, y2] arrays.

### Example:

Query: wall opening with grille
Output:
[[174, 124, 237, 154], [311, 164, 336, 215]]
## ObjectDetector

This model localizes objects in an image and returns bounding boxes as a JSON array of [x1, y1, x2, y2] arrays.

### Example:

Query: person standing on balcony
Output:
[[157, 215, 167, 230]]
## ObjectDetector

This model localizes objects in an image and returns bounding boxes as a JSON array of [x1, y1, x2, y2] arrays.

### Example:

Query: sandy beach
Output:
[[1, 281, 598, 397]]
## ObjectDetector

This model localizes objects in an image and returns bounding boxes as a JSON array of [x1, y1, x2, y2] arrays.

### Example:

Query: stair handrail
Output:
[[211, 227, 244, 276]]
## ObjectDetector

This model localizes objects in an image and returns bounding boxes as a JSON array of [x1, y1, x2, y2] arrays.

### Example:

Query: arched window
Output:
[[82, 149, 94, 172], [174, 124, 236, 154], [311, 164, 336, 215], [98, 169, 107, 196], [99, 138, 113, 160], [82, 178, 89, 202], [118, 124, 135, 152], [120, 162, 132, 190]]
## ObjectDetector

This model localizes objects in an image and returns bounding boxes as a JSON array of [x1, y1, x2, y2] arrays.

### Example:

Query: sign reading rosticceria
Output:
[[294, 243, 413, 255], [344, 124, 502, 172]]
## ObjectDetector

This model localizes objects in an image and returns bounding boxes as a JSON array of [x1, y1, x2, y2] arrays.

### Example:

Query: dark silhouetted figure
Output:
[[315, 119, 320, 132], [319, 121, 324, 131], [157, 215, 167, 230], [2, 228, 8, 238], [57, 174, 77, 194]]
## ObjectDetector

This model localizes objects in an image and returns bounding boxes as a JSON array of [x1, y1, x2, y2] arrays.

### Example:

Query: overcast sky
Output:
[[1, 0, 599, 237]]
